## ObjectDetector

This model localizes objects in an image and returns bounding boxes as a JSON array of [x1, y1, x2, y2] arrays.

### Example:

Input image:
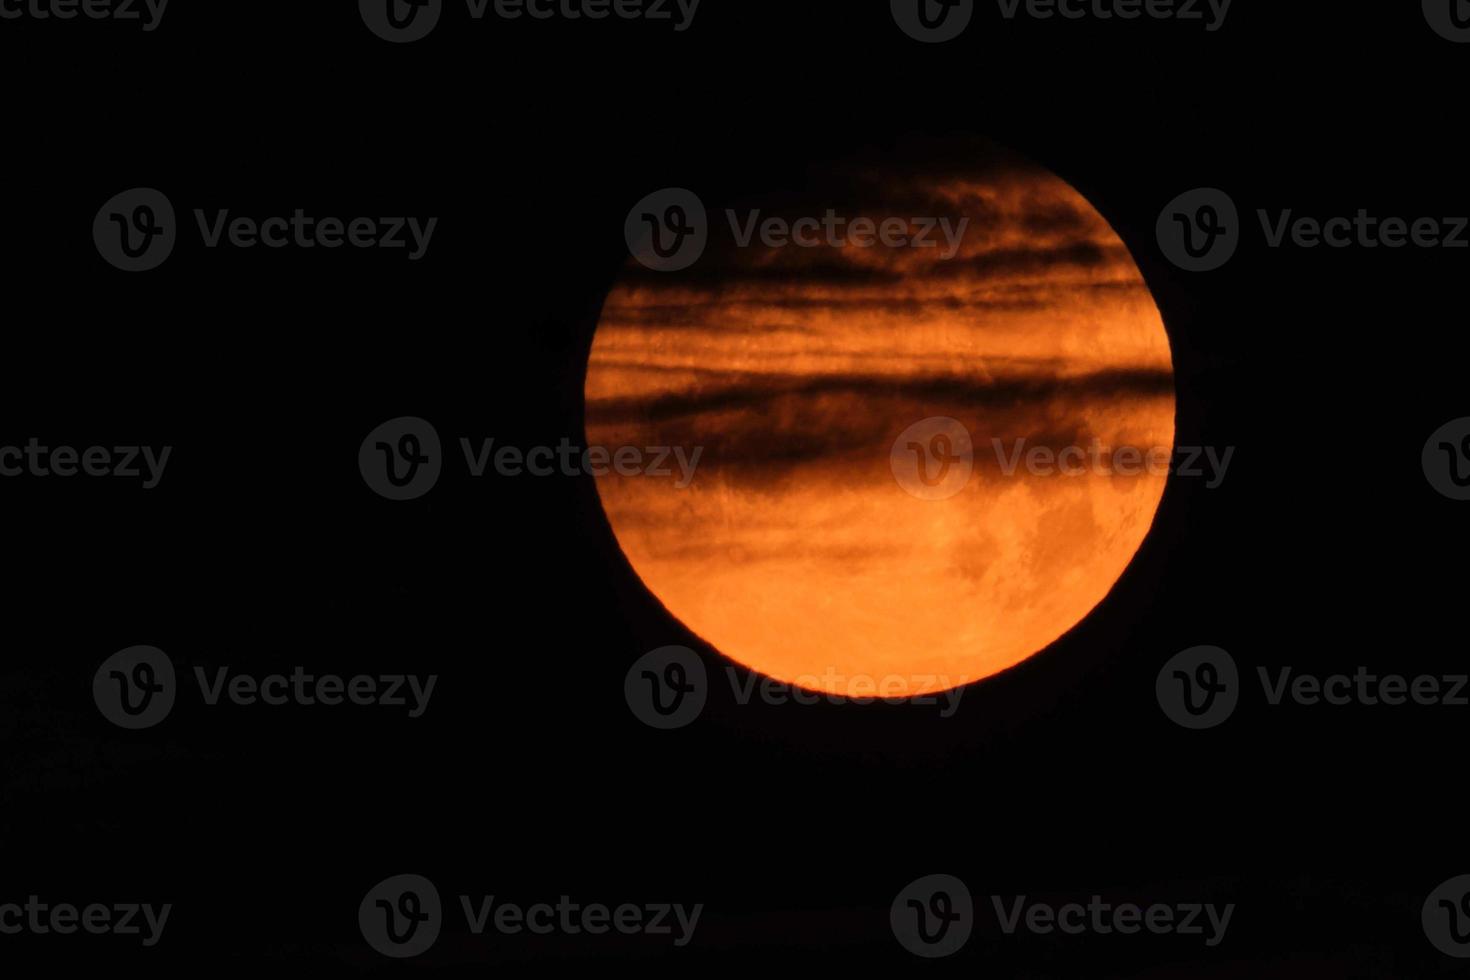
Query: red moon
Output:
[[588, 145, 1174, 696]]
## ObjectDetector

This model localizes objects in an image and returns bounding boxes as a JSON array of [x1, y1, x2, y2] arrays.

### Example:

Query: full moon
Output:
[[588, 142, 1174, 697]]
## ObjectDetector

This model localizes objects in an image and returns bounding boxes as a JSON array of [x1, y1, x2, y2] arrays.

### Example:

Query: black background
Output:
[[0, 1, 1464, 974]]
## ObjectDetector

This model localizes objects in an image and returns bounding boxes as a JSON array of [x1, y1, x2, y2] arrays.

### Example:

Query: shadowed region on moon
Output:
[[588, 141, 1174, 696]]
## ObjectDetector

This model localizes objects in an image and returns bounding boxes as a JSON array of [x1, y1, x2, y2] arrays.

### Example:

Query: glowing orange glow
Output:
[[587, 150, 1174, 696]]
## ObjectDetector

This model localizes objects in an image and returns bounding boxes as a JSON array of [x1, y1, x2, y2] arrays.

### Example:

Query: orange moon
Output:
[[587, 145, 1174, 697]]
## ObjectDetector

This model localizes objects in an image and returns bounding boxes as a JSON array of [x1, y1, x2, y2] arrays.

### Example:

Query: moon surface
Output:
[[588, 142, 1174, 696]]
